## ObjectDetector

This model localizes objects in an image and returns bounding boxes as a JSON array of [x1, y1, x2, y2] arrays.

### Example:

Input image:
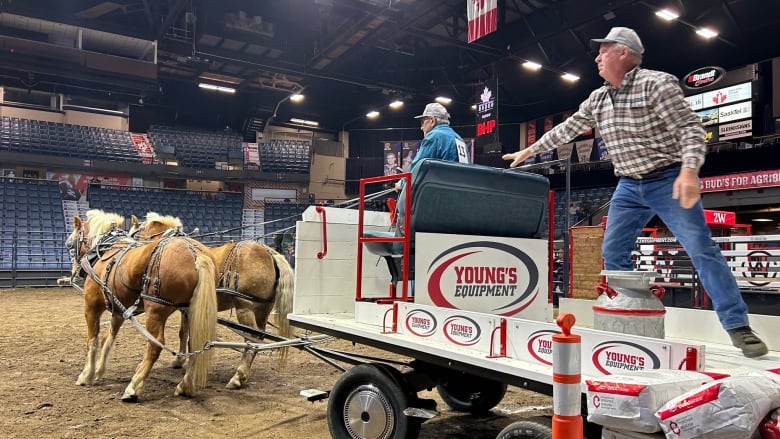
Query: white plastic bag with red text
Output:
[[586, 370, 722, 433], [655, 375, 780, 439]]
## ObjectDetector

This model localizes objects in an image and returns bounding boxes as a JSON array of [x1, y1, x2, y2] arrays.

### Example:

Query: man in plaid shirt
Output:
[[503, 27, 767, 358]]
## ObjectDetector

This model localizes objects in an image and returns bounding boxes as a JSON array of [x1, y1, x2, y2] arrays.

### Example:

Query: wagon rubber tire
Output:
[[436, 373, 508, 414], [327, 364, 421, 439], [495, 416, 552, 439]]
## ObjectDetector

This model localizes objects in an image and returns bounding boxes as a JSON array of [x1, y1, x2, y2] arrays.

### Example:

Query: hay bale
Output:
[[571, 226, 604, 300]]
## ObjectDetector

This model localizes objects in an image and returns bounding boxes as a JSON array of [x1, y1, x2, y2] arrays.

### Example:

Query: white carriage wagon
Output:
[[287, 159, 780, 439]]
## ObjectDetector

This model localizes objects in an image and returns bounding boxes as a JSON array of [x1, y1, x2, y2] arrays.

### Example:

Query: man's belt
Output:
[[636, 163, 681, 180]]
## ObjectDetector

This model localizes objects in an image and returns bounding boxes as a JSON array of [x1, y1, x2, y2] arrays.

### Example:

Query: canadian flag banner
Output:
[[467, 0, 498, 43]]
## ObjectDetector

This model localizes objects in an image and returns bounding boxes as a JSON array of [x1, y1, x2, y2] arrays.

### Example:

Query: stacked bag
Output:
[[586, 369, 780, 438]]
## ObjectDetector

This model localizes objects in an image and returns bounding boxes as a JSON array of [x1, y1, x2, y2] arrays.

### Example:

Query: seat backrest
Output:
[[399, 159, 549, 240]]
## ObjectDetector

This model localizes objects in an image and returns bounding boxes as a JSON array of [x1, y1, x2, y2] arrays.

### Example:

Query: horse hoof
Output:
[[121, 393, 138, 403], [225, 378, 242, 390], [170, 360, 184, 369], [174, 384, 190, 397]]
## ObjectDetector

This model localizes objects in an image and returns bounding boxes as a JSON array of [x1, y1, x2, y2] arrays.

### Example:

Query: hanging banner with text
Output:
[[558, 143, 574, 161], [576, 139, 594, 163], [475, 78, 500, 153], [700, 169, 780, 193]]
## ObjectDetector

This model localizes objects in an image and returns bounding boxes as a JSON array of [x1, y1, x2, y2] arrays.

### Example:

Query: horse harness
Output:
[[218, 241, 279, 304], [80, 230, 197, 316], [78, 228, 212, 359]]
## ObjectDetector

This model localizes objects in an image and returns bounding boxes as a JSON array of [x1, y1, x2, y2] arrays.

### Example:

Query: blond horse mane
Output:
[[84, 209, 125, 242], [143, 211, 183, 230]]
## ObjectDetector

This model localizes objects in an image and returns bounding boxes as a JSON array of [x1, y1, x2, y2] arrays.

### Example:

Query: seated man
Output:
[[395, 102, 470, 229]]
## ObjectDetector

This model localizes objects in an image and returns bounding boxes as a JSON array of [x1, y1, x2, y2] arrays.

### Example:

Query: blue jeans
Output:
[[602, 168, 749, 330]]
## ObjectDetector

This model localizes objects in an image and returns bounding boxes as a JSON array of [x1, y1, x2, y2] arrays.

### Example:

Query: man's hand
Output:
[[672, 168, 701, 209], [394, 181, 402, 192], [502, 148, 534, 168]]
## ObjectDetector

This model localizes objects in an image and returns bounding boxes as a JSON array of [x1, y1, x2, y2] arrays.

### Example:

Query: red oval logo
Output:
[[404, 309, 437, 337], [683, 66, 725, 89]]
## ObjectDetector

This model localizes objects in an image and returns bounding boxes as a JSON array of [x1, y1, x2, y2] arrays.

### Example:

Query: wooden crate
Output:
[[570, 226, 604, 300]]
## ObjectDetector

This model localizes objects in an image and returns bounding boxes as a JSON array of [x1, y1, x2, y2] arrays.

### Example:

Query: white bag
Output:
[[586, 370, 722, 433], [655, 375, 780, 439]]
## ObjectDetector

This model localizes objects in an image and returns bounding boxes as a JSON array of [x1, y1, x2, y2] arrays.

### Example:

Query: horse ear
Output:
[[131, 215, 139, 226], [73, 216, 82, 228]]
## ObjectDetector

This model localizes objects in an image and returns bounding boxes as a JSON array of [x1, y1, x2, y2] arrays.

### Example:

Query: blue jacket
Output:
[[408, 123, 469, 172]]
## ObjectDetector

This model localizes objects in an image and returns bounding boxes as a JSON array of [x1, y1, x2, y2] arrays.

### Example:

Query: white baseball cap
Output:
[[414, 102, 450, 120], [591, 27, 644, 54]]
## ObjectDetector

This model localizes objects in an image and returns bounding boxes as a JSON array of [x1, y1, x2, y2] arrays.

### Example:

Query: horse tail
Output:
[[187, 254, 218, 390], [271, 249, 294, 362]]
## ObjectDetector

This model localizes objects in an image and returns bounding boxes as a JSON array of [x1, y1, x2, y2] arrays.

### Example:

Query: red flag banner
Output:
[[467, 0, 498, 43]]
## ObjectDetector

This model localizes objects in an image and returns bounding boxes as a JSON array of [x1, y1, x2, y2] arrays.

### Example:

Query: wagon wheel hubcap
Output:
[[343, 384, 394, 439]]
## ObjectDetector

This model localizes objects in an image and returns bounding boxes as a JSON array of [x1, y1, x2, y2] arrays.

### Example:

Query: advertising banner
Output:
[[382, 141, 401, 176], [243, 142, 260, 169], [719, 120, 752, 141], [47, 172, 132, 200], [130, 133, 155, 164], [700, 169, 780, 193], [402, 140, 418, 171], [576, 139, 594, 163], [414, 232, 548, 320], [557, 143, 574, 161], [475, 79, 500, 153]]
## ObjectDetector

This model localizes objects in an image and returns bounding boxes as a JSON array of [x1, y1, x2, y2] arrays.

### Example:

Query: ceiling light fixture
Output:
[[695, 27, 718, 39], [751, 218, 773, 222], [290, 118, 319, 127], [198, 83, 236, 94], [389, 100, 404, 109], [366, 110, 380, 119], [561, 73, 580, 82], [290, 93, 304, 102], [522, 61, 542, 71], [470, 104, 477, 111], [655, 9, 679, 21], [435, 96, 452, 105]]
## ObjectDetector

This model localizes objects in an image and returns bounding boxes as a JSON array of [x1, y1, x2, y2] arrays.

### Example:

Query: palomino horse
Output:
[[66, 209, 218, 401], [130, 212, 294, 390]]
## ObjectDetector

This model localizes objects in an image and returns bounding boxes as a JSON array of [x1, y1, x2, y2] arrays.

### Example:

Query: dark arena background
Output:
[[0, 1, 780, 436]]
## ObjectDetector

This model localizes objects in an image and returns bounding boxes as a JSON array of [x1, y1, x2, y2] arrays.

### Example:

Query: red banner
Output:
[[467, 0, 498, 43], [703, 210, 736, 226], [526, 120, 537, 147], [543, 115, 554, 133], [700, 169, 780, 193]]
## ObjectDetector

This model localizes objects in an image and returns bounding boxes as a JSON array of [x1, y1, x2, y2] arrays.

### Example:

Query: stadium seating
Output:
[[147, 125, 243, 169], [0, 116, 140, 163], [258, 139, 311, 174], [87, 185, 243, 244], [0, 179, 71, 277]]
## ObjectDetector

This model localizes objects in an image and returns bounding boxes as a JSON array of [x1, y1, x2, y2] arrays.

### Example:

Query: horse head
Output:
[[67, 209, 126, 261], [130, 212, 184, 241]]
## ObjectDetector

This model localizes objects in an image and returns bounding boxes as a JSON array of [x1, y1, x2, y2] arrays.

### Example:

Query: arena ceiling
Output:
[[0, 0, 778, 133]]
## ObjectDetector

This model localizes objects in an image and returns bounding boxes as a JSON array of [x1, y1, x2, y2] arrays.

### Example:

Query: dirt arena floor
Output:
[[0, 288, 554, 439]]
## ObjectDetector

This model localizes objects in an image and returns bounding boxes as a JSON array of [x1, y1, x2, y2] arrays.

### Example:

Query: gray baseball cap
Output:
[[414, 102, 450, 120], [590, 27, 644, 54]]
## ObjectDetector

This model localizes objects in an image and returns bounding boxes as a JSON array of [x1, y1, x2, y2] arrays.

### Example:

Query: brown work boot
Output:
[[727, 326, 768, 358]]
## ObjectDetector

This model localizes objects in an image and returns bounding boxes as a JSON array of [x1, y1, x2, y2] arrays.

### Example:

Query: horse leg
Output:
[[76, 298, 104, 386], [122, 310, 168, 402], [170, 310, 189, 369], [95, 313, 124, 381], [226, 305, 260, 390]]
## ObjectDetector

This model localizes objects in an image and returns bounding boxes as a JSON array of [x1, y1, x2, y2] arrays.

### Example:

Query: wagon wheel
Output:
[[495, 416, 552, 439], [436, 372, 508, 415], [327, 364, 421, 439]]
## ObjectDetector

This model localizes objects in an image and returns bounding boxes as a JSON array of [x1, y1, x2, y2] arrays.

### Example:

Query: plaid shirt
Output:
[[531, 67, 706, 179]]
